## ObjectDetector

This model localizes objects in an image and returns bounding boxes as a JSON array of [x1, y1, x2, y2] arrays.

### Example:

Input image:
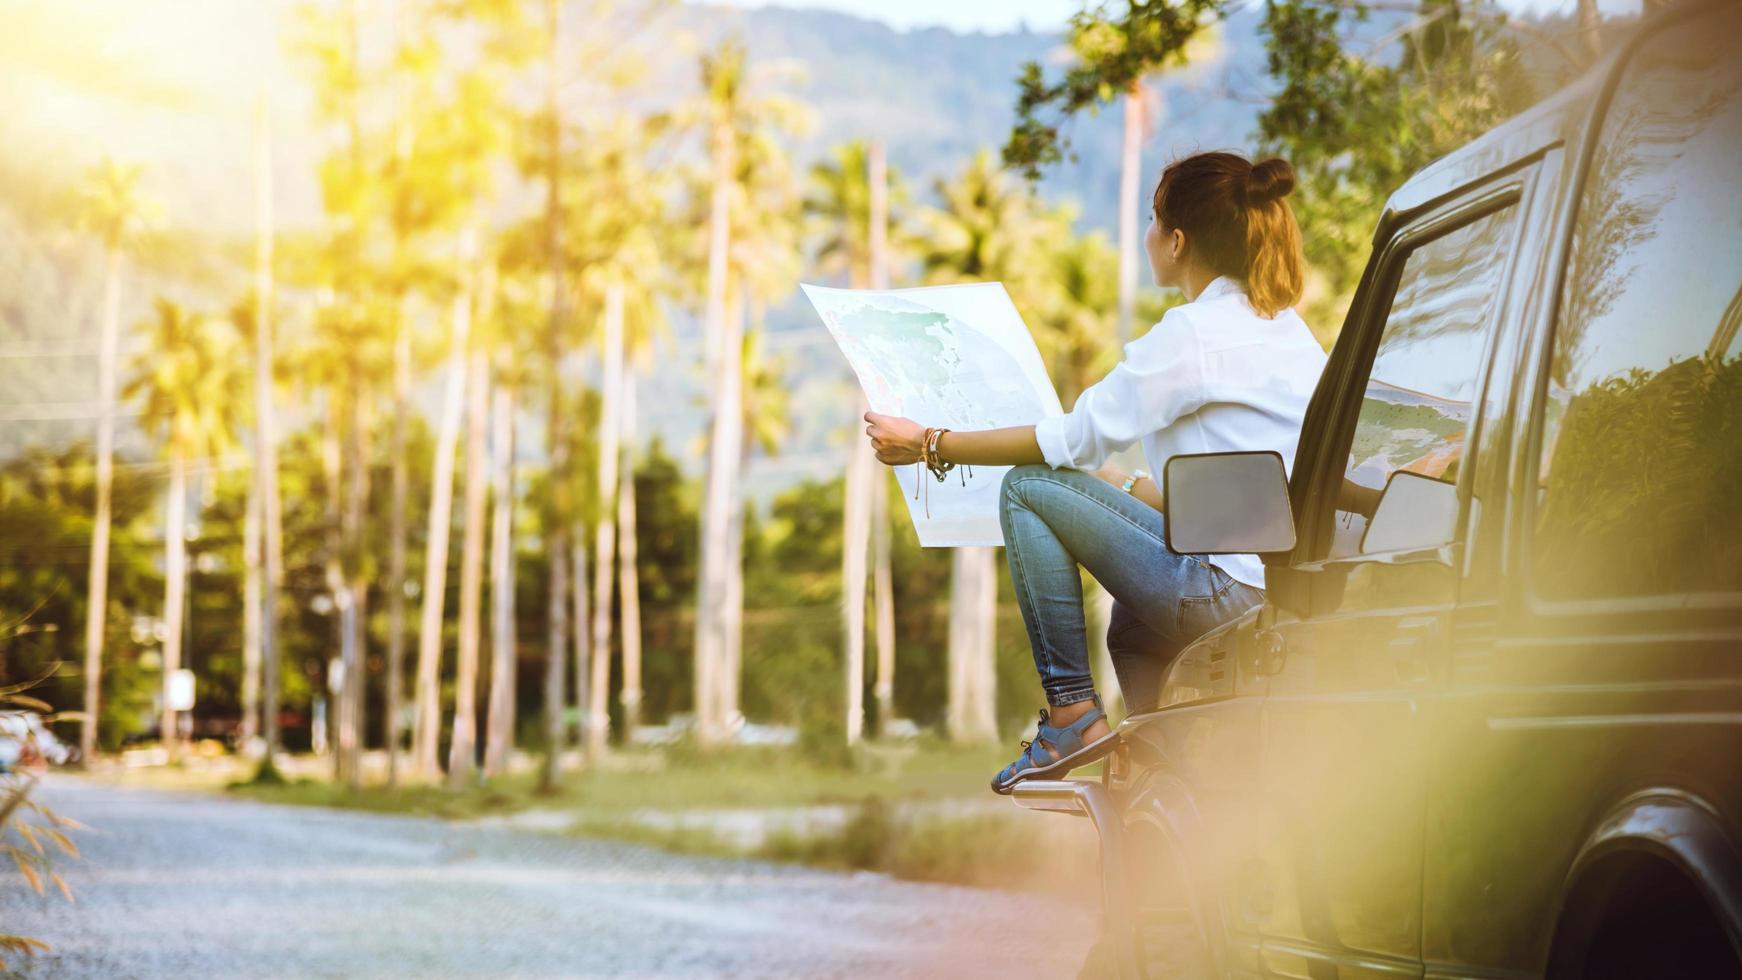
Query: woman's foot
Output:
[[1048, 698, 1111, 744], [990, 697, 1114, 794]]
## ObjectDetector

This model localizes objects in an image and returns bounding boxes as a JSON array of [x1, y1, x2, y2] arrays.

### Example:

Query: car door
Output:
[[1248, 168, 1543, 978], [1422, 4, 1742, 972]]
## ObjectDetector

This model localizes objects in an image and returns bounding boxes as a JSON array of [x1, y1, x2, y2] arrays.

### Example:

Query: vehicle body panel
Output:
[[1087, 3, 1742, 976]]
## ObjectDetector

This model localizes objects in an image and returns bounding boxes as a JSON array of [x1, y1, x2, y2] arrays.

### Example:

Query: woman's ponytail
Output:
[[1152, 151, 1306, 318], [1241, 158, 1304, 318]]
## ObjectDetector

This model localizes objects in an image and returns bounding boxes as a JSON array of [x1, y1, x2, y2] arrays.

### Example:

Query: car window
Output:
[[1328, 202, 1520, 558], [1532, 6, 1742, 600]]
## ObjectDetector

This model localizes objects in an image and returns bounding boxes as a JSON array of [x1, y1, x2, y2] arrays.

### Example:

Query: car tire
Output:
[[1555, 857, 1740, 980]]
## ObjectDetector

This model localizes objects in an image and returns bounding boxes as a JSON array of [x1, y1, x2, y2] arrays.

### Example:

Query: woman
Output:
[[863, 151, 1327, 793]]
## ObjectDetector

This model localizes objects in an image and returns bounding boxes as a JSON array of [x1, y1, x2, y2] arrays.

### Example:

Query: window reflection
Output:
[[1331, 204, 1518, 558], [1534, 9, 1742, 600]]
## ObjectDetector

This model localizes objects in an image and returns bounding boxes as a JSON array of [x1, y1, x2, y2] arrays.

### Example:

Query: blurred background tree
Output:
[[0, 0, 1617, 783]]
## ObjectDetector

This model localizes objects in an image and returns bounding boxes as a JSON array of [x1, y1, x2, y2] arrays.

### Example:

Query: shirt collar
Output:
[[1197, 275, 1243, 302]]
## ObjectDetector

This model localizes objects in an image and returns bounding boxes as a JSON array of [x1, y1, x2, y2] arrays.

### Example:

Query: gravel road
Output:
[[0, 776, 1096, 979]]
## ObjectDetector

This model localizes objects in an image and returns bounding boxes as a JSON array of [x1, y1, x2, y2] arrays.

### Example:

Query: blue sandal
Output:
[[990, 698, 1116, 795]]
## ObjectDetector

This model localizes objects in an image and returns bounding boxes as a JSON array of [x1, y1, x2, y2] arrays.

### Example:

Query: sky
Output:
[[695, 0, 1644, 34]]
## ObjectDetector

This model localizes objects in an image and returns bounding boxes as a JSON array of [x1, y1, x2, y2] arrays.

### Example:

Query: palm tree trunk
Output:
[[537, 0, 568, 794], [693, 116, 736, 746], [383, 0, 418, 787], [616, 371, 643, 736], [413, 228, 476, 779], [841, 411, 871, 746], [541, 513, 568, 789], [587, 281, 625, 760], [866, 141, 897, 735], [570, 530, 589, 750], [449, 349, 490, 786], [723, 423, 748, 734], [1118, 81, 1141, 346], [337, 380, 370, 790], [80, 246, 121, 765], [705, 290, 747, 739], [254, 88, 283, 765], [241, 459, 262, 748], [322, 393, 345, 780], [161, 446, 188, 760], [386, 301, 411, 784], [947, 546, 998, 743], [869, 473, 896, 731], [484, 379, 517, 779]]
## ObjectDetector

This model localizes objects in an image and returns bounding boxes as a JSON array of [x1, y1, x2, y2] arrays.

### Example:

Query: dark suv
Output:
[[1012, 3, 1742, 976]]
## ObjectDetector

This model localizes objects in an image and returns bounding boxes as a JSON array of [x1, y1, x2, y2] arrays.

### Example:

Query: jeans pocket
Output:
[[1177, 563, 1239, 638]]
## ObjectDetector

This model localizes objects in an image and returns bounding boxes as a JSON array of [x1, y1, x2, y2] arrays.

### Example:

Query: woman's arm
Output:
[[1093, 464, 1166, 513], [863, 412, 1043, 467], [864, 411, 1167, 513]]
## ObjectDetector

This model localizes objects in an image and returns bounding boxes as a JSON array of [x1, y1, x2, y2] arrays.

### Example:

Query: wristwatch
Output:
[[1120, 469, 1149, 495]]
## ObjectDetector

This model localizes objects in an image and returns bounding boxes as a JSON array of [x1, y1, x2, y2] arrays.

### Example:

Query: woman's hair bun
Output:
[[1242, 157, 1296, 206]]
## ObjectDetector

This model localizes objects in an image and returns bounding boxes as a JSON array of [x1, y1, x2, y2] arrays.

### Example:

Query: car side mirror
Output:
[[1163, 451, 1296, 555], [1360, 470, 1469, 555]]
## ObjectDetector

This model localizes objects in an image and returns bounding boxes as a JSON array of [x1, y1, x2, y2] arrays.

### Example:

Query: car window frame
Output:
[[1517, 0, 1742, 616], [1290, 177, 1531, 573]]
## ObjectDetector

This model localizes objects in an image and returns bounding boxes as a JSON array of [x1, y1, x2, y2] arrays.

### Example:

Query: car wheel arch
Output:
[[1122, 771, 1232, 976], [1545, 787, 1742, 977]]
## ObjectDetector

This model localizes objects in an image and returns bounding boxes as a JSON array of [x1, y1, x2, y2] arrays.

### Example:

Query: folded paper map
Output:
[[801, 282, 1064, 547]]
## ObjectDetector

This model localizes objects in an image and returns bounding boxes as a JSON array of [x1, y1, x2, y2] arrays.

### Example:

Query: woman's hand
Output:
[[864, 411, 926, 466]]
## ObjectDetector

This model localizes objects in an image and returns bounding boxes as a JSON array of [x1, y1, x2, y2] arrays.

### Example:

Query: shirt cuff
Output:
[[1032, 415, 1075, 470]]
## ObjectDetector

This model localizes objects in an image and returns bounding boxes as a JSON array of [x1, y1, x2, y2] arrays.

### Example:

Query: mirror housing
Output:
[[1360, 470, 1467, 555], [1163, 451, 1297, 556]]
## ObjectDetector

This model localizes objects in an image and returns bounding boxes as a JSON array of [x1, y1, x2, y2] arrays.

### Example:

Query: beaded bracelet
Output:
[[912, 426, 973, 519]]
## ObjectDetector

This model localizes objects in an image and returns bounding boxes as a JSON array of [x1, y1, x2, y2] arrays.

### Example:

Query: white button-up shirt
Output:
[[1033, 275, 1326, 588]]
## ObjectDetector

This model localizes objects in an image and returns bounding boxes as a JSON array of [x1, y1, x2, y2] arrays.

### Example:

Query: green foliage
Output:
[[1536, 354, 1742, 599], [624, 438, 699, 723], [0, 445, 160, 748], [1004, 0, 1225, 181], [1259, 0, 1534, 326], [1005, 0, 1538, 332]]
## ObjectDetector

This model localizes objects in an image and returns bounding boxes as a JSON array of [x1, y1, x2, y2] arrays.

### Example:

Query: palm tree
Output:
[[73, 158, 159, 765], [680, 39, 808, 744], [409, 43, 510, 779], [451, 256, 506, 786], [721, 326, 792, 725], [615, 369, 644, 735], [125, 300, 237, 759], [483, 371, 517, 779], [225, 290, 279, 757], [1116, 82, 1147, 346], [414, 227, 478, 778], [251, 90, 286, 769], [546, 118, 669, 760], [805, 139, 911, 741], [919, 151, 1052, 743], [536, 0, 571, 793], [448, 330, 491, 787], [865, 142, 897, 735], [584, 279, 624, 761]]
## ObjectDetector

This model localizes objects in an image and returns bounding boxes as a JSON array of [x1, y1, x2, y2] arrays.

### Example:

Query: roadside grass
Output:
[[93, 739, 1103, 893], [223, 739, 1037, 817], [572, 793, 1099, 895]]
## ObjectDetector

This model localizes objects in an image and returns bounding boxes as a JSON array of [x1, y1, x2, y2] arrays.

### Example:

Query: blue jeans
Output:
[[998, 464, 1264, 713]]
